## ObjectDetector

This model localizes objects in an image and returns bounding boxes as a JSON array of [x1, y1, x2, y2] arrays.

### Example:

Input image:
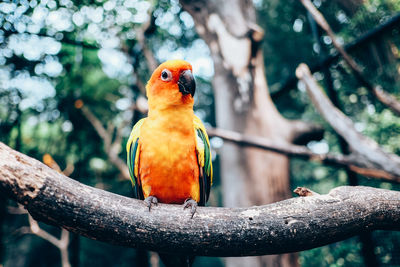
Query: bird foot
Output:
[[183, 198, 198, 219], [144, 196, 158, 211]]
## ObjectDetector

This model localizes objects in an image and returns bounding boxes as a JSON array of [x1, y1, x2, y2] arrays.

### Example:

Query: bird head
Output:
[[146, 60, 196, 110]]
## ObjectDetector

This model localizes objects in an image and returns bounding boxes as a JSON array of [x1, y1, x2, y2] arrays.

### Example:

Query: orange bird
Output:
[[126, 60, 212, 218]]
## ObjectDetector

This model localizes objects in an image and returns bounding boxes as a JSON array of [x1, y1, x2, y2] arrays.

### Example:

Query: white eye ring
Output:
[[160, 69, 173, 81]]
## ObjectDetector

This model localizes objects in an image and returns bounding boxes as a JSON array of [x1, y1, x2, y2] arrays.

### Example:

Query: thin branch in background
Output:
[[293, 187, 320, 197], [288, 119, 325, 145], [299, 0, 400, 115], [7, 206, 28, 215], [149, 251, 160, 267], [75, 101, 131, 180], [7, 205, 71, 267], [296, 63, 400, 180], [207, 127, 400, 182], [23, 213, 71, 267], [42, 154, 74, 176]]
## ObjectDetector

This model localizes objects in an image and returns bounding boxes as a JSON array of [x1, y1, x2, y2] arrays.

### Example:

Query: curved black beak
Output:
[[178, 70, 195, 97]]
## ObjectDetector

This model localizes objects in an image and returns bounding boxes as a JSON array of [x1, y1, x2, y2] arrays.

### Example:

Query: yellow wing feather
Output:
[[126, 118, 145, 183], [193, 115, 213, 186]]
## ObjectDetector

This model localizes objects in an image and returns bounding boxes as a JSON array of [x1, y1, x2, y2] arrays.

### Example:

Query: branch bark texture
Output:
[[1, 142, 399, 256]]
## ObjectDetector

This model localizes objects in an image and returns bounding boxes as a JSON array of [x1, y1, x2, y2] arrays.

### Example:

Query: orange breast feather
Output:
[[138, 116, 200, 204]]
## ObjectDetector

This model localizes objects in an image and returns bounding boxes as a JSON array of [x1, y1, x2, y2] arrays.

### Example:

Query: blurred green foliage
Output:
[[0, 0, 399, 266]]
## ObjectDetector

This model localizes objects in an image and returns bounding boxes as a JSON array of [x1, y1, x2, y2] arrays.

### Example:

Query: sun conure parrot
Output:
[[126, 59, 213, 217], [126, 60, 212, 267]]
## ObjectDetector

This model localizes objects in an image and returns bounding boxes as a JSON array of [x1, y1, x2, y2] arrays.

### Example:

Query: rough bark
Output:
[[0, 143, 399, 257], [178, 1, 318, 265], [296, 64, 400, 179]]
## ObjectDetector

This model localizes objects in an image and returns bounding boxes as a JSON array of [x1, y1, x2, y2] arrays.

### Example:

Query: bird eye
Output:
[[161, 69, 172, 81]]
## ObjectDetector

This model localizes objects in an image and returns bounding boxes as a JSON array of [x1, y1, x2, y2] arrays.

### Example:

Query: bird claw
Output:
[[183, 198, 198, 219], [144, 196, 158, 211]]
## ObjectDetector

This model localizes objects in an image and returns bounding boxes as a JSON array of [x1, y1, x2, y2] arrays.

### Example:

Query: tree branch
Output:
[[28, 214, 60, 247], [296, 63, 400, 180], [77, 104, 130, 180], [1, 142, 399, 256], [207, 127, 400, 182], [24, 213, 71, 267], [300, 0, 400, 115], [288, 119, 324, 145]]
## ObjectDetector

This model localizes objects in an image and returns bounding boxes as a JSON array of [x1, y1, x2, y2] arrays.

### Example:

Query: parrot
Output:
[[126, 60, 213, 267]]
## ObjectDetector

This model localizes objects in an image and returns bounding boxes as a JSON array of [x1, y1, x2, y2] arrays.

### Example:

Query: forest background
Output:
[[1, 0, 400, 266]]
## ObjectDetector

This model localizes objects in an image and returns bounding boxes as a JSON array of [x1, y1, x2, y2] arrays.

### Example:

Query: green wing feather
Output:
[[126, 118, 145, 199], [193, 115, 213, 205]]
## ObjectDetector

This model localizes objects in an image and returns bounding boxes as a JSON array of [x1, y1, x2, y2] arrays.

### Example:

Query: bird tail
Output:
[[158, 252, 195, 267]]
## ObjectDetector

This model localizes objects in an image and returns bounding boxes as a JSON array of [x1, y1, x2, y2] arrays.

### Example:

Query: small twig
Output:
[[59, 229, 71, 267], [43, 153, 75, 177], [294, 187, 320, 197], [28, 214, 60, 247], [27, 214, 71, 267], [80, 105, 111, 146], [150, 251, 160, 267], [12, 226, 32, 237], [42, 154, 62, 173], [372, 86, 400, 115], [289, 119, 324, 144], [300, 0, 400, 115], [62, 162, 75, 177], [7, 205, 28, 214]]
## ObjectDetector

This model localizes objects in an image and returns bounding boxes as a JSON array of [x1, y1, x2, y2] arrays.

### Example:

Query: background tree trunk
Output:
[[180, 1, 308, 266]]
